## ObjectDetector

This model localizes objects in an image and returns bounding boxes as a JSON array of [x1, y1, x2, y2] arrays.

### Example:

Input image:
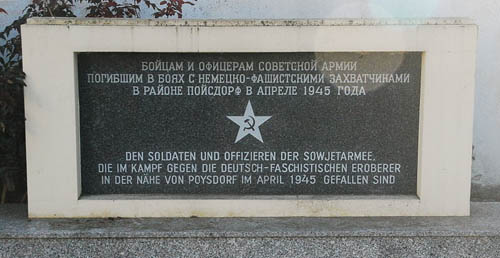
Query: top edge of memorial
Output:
[[26, 17, 474, 27]]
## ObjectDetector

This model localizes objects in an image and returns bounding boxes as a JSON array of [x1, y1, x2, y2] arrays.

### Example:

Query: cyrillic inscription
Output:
[[78, 52, 421, 195]]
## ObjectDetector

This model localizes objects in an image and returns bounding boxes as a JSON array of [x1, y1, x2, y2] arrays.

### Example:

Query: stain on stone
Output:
[[471, 183, 500, 201]]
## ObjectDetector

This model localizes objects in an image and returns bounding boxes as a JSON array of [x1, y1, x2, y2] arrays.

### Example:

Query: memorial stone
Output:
[[78, 52, 421, 196], [22, 18, 476, 217]]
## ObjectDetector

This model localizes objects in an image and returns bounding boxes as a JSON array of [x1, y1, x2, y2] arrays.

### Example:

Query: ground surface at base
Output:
[[1, 203, 499, 257]]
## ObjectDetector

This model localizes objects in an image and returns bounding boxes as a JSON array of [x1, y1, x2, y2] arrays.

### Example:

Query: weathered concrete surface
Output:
[[1, 237, 499, 258], [1, 203, 500, 257], [26, 17, 473, 26]]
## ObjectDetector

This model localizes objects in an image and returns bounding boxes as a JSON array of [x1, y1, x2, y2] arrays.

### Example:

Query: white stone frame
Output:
[[22, 18, 476, 217]]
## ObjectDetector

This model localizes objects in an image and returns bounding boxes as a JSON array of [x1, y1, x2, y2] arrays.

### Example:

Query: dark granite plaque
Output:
[[78, 52, 421, 195]]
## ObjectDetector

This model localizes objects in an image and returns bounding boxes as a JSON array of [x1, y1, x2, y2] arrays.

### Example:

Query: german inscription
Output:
[[78, 52, 421, 195]]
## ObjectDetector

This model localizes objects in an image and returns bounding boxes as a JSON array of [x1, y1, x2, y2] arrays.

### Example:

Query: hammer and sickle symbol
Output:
[[244, 116, 256, 131]]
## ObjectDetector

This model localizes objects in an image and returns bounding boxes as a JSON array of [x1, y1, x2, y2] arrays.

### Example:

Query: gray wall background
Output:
[[0, 0, 497, 200]]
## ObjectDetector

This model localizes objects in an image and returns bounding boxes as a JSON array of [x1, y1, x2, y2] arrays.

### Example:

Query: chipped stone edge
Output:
[[26, 17, 475, 27]]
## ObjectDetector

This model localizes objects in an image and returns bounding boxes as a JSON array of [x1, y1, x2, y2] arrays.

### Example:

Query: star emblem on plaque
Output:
[[227, 100, 271, 143]]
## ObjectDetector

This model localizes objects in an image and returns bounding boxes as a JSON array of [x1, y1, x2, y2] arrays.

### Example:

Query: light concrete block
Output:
[[22, 18, 477, 217]]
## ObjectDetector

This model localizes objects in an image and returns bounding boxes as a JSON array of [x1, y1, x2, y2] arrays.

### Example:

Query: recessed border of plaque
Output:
[[22, 18, 476, 217]]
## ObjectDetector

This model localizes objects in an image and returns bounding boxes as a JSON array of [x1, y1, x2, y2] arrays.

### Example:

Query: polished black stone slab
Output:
[[78, 52, 421, 195]]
